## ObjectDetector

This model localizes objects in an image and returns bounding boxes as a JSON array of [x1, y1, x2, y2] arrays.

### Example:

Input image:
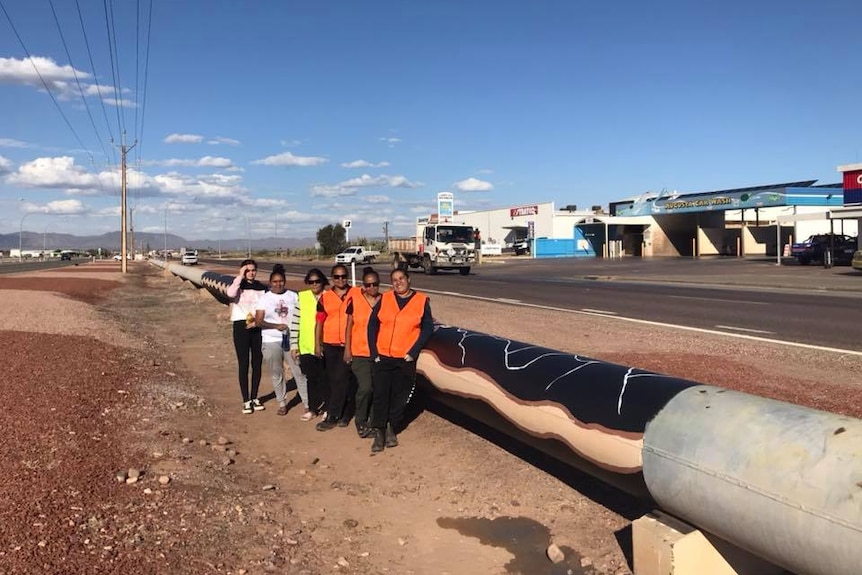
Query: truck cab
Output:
[[417, 220, 476, 275]]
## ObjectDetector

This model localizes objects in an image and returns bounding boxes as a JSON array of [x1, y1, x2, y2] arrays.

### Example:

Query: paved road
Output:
[[0, 259, 87, 275], [203, 257, 862, 352]]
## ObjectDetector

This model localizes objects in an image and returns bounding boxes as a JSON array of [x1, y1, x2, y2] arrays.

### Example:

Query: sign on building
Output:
[[438, 192, 454, 222], [510, 205, 539, 217], [843, 169, 862, 205]]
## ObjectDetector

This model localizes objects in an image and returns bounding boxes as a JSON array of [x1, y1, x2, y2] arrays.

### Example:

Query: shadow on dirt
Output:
[[437, 515, 592, 574], [408, 384, 649, 571]]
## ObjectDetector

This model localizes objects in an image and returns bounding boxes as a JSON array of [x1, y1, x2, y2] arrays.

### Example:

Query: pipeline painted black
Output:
[[200, 271, 236, 305], [426, 325, 697, 434]]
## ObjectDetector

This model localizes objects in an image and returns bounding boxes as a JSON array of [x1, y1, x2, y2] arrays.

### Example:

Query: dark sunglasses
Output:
[[363, 282, 380, 288], [306, 279, 322, 285], [332, 274, 348, 279]]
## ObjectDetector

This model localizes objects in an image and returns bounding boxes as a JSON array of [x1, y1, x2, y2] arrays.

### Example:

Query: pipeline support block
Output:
[[632, 512, 785, 575]]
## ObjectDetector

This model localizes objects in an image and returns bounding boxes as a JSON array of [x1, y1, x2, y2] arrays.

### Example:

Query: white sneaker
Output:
[[251, 398, 265, 411], [242, 401, 253, 414]]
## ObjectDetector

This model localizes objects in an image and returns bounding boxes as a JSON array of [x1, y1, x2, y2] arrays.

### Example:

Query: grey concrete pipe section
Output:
[[155, 261, 862, 575], [643, 386, 862, 575], [157, 261, 203, 284]]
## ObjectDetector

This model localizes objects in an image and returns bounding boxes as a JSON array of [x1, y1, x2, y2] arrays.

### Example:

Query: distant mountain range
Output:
[[0, 231, 318, 253]]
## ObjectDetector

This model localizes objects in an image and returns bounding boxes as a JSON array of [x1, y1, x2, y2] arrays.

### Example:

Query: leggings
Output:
[[370, 356, 417, 431], [323, 343, 356, 423], [300, 354, 328, 414], [232, 320, 262, 402]]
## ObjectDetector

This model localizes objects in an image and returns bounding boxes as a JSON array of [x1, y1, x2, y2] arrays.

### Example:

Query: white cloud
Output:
[[21, 199, 87, 215], [365, 195, 390, 204], [0, 57, 135, 108], [310, 184, 356, 198], [476, 168, 494, 175], [310, 174, 421, 197], [0, 138, 30, 148], [379, 137, 401, 147], [341, 159, 390, 169], [0, 56, 87, 86], [239, 197, 289, 208], [6, 156, 101, 189], [252, 151, 328, 167], [208, 136, 241, 145], [153, 171, 245, 199], [280, 139, 303, 147], [454, 177, 494, 192], [0, 155, 11, 174], [340, 174, 421, 189], [164, 133, 204, 144], [144, 156, 234, 168]]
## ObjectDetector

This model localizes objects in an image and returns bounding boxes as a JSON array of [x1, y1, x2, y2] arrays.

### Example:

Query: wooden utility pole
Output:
[[115, 132, 137, 274]]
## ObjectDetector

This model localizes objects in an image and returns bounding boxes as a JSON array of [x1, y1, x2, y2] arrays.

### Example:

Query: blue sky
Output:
[[2, 0, 861, 243]]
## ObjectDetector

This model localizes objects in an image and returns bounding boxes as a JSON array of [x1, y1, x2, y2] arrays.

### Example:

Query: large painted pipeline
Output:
[[157, 261, 862, 575]]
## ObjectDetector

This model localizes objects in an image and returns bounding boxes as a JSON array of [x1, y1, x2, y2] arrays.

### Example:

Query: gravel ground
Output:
[[1, 262, 858, 575]]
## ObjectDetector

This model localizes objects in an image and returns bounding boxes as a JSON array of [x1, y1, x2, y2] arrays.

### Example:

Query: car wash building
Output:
[[609, 180, 853, 257]]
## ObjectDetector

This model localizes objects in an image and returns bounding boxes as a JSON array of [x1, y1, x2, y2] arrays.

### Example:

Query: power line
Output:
[[134, 0, 140, 146], [47, 0, 110, 162], [74, 0, 116, 162], [103, 0, 124, 136], [136, 0, 153, 163], [0, 0, 93, 161]]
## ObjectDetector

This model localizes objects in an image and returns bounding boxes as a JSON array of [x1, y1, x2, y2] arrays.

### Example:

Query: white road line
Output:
[[497, 297, 523, 304], [668, 294, 767, 305], [419, 287, 862, 358], [715, 325, 775, 335], [581, 308, 618, 315]]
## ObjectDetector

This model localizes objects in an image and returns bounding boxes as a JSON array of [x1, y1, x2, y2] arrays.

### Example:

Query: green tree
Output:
[[316, 223, 347, 255]]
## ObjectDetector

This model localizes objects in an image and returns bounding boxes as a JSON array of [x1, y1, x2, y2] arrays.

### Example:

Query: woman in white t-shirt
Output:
[[226, 259, 267, 414], [255, 264, 304, 416]]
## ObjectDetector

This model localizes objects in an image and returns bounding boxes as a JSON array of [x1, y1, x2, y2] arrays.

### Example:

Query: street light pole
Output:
[[18, 211, 35, 262], [163, 200, 175, 262], [246, 215, 251, 259]]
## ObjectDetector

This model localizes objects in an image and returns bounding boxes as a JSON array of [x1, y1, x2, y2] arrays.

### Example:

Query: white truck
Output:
[[335, 246, 380, 264], [392, 217, 476, 275]]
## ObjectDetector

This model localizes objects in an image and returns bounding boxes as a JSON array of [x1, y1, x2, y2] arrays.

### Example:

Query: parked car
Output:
[[60, 253, 72, 261], [790, 234, 857, 265], [852, 249, 862, 272], [181, 251, 198, 265]]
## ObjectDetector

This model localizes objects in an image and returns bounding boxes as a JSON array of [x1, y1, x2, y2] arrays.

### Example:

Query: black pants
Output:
[[300, 354, 328, 414], [370, 356, 417, 431], [323, 344, 356, 423], [232, 320, 262, 403]]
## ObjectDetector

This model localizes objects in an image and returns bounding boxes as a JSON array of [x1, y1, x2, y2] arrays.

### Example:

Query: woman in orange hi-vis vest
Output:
[[367, 268, 433, 453], [344, 267, 382, 439], [314, 264, 358, 431]]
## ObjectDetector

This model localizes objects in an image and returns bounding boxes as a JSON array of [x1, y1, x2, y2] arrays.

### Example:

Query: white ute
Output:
[[181, 251, 198, 265], [335, 246, 379, 264]]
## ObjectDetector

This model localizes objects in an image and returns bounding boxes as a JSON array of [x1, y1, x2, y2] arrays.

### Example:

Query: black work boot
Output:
[[316, 418, 337, 432], [384, 424, 398, 448], [371, 428, 385, 453]]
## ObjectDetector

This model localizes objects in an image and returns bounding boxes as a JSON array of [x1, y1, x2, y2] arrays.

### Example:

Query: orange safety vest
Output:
[[376, 290, 428, 358], [319, 288, 352, 345], [349, 291, 378, 357]]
